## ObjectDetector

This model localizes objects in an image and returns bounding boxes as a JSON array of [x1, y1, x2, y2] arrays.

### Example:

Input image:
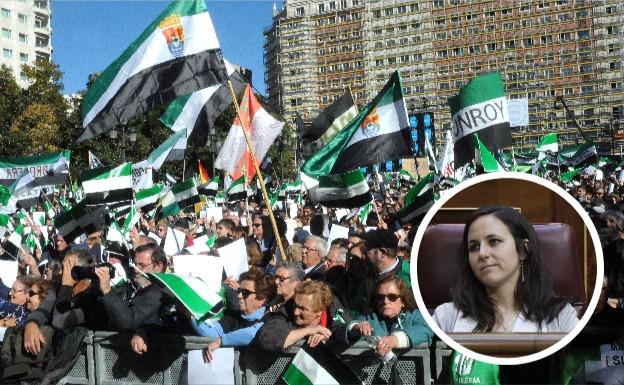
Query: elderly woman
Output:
[[256, 280, 347, 351], [193, 268, 276, 362], [341, 276, 432, 359], [434, 206, 578, 333]]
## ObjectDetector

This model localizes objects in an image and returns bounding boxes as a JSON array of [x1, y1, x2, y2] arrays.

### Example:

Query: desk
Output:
[[447, 333, 567, 357]]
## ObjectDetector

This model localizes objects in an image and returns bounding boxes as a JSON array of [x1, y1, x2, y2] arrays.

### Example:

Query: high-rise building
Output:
[[0, 0, 52, 87], [265, 0, 624, 153]]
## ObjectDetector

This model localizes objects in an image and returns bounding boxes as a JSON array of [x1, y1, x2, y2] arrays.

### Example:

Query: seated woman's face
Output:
[[237, 279, 265, 315], [467, 214, 525, 293], [376, 281, 404, 319], [293, 293, 321, 327]]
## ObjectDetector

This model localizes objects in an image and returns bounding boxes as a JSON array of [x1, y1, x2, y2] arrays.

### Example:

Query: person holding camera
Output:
[[95, 243, 174, 355]]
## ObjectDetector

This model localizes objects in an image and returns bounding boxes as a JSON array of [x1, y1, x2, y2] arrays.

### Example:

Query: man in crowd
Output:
[[301, 235, 327, 280]]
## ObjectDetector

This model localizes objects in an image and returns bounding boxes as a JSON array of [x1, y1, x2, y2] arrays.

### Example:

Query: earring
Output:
[[521, 260, 525, 283]]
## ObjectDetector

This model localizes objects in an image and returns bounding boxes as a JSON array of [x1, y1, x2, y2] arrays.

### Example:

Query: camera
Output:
[[71, 262, 116, 281]]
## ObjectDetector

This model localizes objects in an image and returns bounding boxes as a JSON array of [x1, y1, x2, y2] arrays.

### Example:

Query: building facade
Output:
[[0, 0, 52, 87], [264, 0, 624, 153]]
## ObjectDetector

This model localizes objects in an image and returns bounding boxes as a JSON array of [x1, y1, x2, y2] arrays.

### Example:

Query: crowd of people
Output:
[[0, 161, 621, 383]]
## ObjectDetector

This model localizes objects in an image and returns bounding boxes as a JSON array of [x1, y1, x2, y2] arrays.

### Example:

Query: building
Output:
[[0, 0, 52, 87], [264, 0, 624, 154]]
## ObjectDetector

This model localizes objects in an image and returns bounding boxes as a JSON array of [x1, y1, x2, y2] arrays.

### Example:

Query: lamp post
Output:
[[109, 125, 137, 163]]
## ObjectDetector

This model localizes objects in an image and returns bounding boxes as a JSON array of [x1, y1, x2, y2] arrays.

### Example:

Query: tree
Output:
[[9, 103, 62, 156]]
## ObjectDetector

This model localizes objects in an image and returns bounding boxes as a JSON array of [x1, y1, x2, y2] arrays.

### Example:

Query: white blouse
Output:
[[433, 302, 579, 333]]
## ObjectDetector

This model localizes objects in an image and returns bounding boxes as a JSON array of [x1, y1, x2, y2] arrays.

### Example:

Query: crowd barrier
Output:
[[57, 331, 438, 385]]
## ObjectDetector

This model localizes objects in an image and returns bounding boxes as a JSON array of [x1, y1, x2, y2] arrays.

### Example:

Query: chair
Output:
[[417, 223, 586, 316]]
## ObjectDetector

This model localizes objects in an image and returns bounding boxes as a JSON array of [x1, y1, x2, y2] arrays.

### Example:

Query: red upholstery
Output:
[[416, 223, 585, 315]]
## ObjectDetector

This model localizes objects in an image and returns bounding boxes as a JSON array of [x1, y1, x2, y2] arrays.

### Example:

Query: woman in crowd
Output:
[[193, 268, 276, 362], [25, 278, 55, 313], [434, 206, 578, 333], [0, 276, 37, 327], [341, 276, 432, 359], [256, 280, 346, 351]]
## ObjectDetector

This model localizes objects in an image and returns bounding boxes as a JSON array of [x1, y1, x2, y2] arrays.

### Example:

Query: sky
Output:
[[51, 0, 281, 96]]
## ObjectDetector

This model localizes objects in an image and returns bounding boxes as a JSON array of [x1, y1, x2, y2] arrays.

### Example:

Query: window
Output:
[[485, 24, 495, 32], [19, 53, 27, 62], [433, 0, 443, 7], [581, 85, 593, 94], [2, 48, 12, 58], [329, 1, 336, 10], [19, 33, 26, 43], [375, 59, 384, 66], [400, 55, 410, 63], [451, 29, 462, 37], [607, 26, 619, 35], [439, 82, 450, 90], [436, 32, 447, 39], [579, 64, 593, 73], [318, 3, 325, 13], [503, 22, 514, 30], [1, 28, 10, 39], [436, 50, 448, 58], [410, 4, 418, 12], [521, 19, 532, 27], [541, 35, 553, 44], [610, 62, 617, 70], [487, 43, 497, 52], [558, 14, 570, 22], [505, 40, 515, 49], [399, 37, 409, 45], [523, 38, 534, 47], [340, 0, 347, 8], [373, 10, 381, 18], [18, 14, 27, 23], [485, 11, 495, 18], [501, 8, 512, 15], [520, 5, 530, 12], [0, 8, 10, 18], [544, 69, 554, 78], [577, 30, 590, 39], [398, 5, 407, 13], [374, 42, 383, 49], [561, 67, 573, 76], [296, 7, 304, 16], [384, 7, 394, 16], [559, 32, 571, 42], [387, 57, 396, 65], [565, 87, 573, 95]]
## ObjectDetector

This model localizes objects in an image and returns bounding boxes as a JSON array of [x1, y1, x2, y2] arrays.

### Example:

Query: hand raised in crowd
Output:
[[95, 266, 112, 295], [223, 276, 239, 290], [0, 317, 17, 328], [23, 322, 46, 355], [61, 254, 79, 287], [130, 335, 148, 355], [352, 321, 373, 337], [375, 336, 398, 359], [20, 252, 40, 276], [307, 332, 328, 348], [202, 337, 221, 363], [129, 226, 140, 246]]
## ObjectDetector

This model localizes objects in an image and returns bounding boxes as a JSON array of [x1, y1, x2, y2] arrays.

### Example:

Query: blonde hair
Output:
[[294, 280, 333, 313]]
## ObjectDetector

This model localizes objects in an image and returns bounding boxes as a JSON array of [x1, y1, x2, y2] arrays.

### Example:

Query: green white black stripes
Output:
[[475, 134, 506, 173], [536, 133, 558, 153], [392, 172, 435, 224], [81, 163, 133, 206], [226, 176, 253, 201], [135, 183, 164, 211], [149, 273, 223, 321], [160, 178, 200, 217], [282, 344, 362, 385], [79, 0, 227, 142], [309, 170, 372, 208]]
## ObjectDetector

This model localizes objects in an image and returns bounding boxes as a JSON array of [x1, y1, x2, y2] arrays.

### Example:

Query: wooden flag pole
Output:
[[226, 81, 286, 260]]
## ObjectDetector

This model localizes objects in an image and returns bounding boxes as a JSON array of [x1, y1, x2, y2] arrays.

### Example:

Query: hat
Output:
[[364, 229, 398, 250]]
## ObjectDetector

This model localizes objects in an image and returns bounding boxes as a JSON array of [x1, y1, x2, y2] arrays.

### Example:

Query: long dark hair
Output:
[[451, 206, 568, 331]]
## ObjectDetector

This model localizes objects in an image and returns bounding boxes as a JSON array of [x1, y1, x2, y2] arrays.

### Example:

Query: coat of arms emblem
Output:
[[159, 14, 185, 58]]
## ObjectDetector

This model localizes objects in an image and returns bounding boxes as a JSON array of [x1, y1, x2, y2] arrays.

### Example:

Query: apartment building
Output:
[[265, 0, 624, 153], [0, 0, 52, 87]]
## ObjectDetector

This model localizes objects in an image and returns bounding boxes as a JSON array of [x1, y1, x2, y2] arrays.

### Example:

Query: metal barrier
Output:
[[58, 332, 434, 385]]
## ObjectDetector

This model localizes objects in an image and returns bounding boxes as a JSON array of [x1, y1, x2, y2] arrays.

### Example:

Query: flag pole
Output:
[[226, 81, 286, 260]]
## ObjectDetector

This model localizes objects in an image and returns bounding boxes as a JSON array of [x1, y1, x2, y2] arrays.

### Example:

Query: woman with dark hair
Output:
[[434, 206, 578, 333], [341, 276, 432, 359], [193, 268, 276, 362]]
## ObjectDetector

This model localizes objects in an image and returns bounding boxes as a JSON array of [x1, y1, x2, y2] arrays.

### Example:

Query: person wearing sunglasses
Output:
[[192, 268, 276, 363], [339, 276, 432, 360], [0, 276, 37, 328]]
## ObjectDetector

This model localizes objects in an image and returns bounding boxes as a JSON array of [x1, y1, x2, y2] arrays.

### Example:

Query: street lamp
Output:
[[109, 125, 137, 163]]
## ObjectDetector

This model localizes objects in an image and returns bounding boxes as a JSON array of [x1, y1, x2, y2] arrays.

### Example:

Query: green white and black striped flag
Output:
[[309, 169, 372, 209], [198, 176, 220, 197], [79, 0, 228, 142], [560, 168, 582, 183], [135, 183, 164, 212], [475, 134, 506, 173], [282, 343, 363, 385], [81, 163, 133, 206], [392, 172, 435, 224], [148, 272, 224, 321], [536, 133, 558, 153], [226, 176, 253, 201], [449, 72, 511, 168], [160, 178, 200, 217], [43, 200, 55, 219], [54, 209, 82, 243], [145, 128, 187, 171]]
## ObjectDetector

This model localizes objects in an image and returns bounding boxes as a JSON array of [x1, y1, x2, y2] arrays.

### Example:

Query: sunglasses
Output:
[[275, 275, 292, 283], [29, 290, 41, 296], [236, 288, 256, 299], [252, 223, 262, 227], [375, 293, 401, 303]]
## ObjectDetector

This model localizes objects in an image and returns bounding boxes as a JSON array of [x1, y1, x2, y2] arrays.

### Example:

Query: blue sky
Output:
[[51, 0, 280, 96]]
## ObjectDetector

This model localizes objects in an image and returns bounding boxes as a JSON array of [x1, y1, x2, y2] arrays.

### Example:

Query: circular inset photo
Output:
[[412, 172, 603, 366]]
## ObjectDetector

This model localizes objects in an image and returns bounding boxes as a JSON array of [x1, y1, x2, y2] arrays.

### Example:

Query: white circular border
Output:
[[411, 172, 604, 366]]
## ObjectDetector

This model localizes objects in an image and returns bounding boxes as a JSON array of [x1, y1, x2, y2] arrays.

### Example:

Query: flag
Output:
[[438, 130, 455, 178], [215, 84, 285, 180], [399, 169, 414, 184], [198, 161, 209, 185], [7, 224, 23, 250], [205, 234, 217, 249], [43, 200, 55, 219], [536, 133, 558, 153], [424, 135, 439, 174], [475, 134, 506, 173], [309, 170, 372, 208], [54, 207, 83, 244], [148, 272, 224, 321], [159, 59, 248, 159], [160, 178, 200, 217], [24, 231, 39, 255], [70, 200, 107, 237], [122, 207, 139, 236], [81, 163, 133, 206], [561, 168, 582, 183], [198, 176, 220, 197], [304, 89, 358, 145], [88, 151, 104, 169], [78, 0, 228, 142], [226, 176, 253, 201], [392, 172, 435, 224], [300, 71, 411, 188], [0, 185, 17, 215], [449, 72, 511, 168], [282, 343, 363, 385], [9, 171, 36, 198], [135, 183, 164, 212], [145, 128, 188, 171], [558, 143, 598, 168], [359, 201, 372, 224]]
